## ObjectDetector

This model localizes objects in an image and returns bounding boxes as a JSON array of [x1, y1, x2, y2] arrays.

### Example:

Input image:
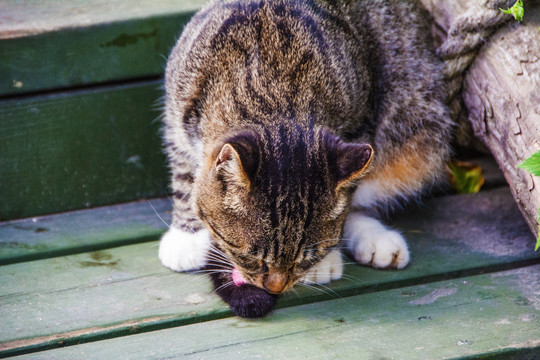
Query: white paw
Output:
[[158, 227, 210, 272], [344, 214, 409, 269], [300, 249, 343, 284]]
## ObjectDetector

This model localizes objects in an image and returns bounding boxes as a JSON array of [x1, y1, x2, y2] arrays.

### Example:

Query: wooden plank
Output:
[[0, 0, 206, 39], [0, 198, 170, 265], [0, 187, 538, 357], [0, 80, 168, 221], [0, 0, 208, 96], [0, 243, 226, 358], [13, 265, 540, 360], [0, 156, 509, 263]]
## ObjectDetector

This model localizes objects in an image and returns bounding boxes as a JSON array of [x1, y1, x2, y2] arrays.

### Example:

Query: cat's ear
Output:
[[215, 133, 260, 189], [332, 142, 373, 191]]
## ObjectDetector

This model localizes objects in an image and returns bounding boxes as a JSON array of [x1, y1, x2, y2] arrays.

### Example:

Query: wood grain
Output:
[[0, 80, 168, 220], [0, 0, 206, 39], [1, 186, 538, 357], [13, 266, 540, 359], [0, 198, 170, 265], [0, 1, 207, 96]]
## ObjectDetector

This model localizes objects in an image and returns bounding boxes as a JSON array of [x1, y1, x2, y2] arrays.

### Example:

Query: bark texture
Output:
[[420, 0, 540, 238]]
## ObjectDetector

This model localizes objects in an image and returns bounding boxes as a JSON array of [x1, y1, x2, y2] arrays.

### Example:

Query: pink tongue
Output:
[[232, 268, 246, 287]]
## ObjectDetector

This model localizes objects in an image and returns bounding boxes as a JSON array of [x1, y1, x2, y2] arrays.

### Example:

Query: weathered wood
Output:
[[0, 187, 537, 357], [0, 198, 170, 265], [0, 0, 205, 39], [0, 155, 509, 264], [464, 11, 540, 239], [420, 0, 540, 239], [0, 0, 207, 96], [0, 80, 168, 221], [14, 265, 540, 360]]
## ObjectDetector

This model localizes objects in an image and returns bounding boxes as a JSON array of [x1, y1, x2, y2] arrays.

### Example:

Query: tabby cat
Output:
[[159, 0, 452, 316]]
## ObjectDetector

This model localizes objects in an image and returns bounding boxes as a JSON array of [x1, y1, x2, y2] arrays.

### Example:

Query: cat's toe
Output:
[[300, 249, 343, 284], [158, 227, 210, 271], [354, 228, 409, 269], [345, 214, 409, 269]]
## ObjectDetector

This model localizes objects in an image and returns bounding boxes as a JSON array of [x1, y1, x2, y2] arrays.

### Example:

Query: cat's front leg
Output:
[[344, 212, 409, 269], [159, 227, 210, 271], [158, 150, 210, 271], [299, 249, 343, 284]]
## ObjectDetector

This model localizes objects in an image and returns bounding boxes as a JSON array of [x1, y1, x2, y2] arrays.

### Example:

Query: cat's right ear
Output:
[[332, 142, 374, 192]]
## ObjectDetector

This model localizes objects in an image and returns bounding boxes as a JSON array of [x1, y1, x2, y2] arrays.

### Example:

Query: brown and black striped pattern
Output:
[[163, 0, 452, 292], [194, 124, 372, 292]]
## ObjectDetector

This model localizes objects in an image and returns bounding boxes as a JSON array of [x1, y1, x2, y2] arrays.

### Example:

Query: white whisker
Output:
[[191, 269, 232, 276], [296, 281, 340, 299], [214, 280, 235, 293], [206, 253, 232, 265], [147, 200, 170, 229], [338, 274, 361, 285], [206, 260, 233, 269], [295, 281, 331, 296], [207, 250, 230, 262], [313, 283, 341, 298], [182, 272, 215, 286], [287, 286, 300, 299]]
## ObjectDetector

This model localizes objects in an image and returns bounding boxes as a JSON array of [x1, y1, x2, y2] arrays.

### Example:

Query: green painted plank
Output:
[[0, 80, 168, 221], [13, 265, 540, 360], [0, 0, 208, 96], [0, 161, 513, 264], [0, 187, 538, 357], [0, 243, 225, 357], [0, 198, 170, 265]]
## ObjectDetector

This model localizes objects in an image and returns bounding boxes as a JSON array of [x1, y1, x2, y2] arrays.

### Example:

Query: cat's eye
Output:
[[297, 260, 313, 271]]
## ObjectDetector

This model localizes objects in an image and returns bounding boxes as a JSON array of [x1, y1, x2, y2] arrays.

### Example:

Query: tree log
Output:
[[420, 0, 540, 239]]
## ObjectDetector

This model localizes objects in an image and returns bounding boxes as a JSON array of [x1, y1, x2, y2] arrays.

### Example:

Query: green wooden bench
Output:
[[1, 2, 539, 359]]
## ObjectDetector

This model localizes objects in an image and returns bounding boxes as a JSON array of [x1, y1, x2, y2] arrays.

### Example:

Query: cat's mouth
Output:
[[231, 268, 247, 287]]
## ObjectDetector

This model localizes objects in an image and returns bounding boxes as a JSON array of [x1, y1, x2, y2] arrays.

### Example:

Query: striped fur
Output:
[[161, 0, 452, 294]]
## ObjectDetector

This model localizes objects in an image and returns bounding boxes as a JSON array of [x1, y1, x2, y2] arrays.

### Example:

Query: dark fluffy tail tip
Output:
[[209, 271, 278, 318], [228, 284, 278, 318]]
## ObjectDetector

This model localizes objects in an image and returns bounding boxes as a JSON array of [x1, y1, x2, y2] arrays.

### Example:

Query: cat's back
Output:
[[165, 0, 448, 152], [165, 0, 376, 143]]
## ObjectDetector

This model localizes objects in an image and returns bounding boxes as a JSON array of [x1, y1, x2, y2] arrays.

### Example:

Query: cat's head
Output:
[[194, 125, 372, 294]]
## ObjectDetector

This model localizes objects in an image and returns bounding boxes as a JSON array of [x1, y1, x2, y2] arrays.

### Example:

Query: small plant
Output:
[[500, 0, 524, 22], [447, 161, 485, 194], [517, 150, 540, 250]]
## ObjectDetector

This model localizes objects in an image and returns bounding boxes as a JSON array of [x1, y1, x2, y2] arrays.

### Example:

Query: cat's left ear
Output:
[[214, 132, 260, 189], [333, 142, 373, 191]]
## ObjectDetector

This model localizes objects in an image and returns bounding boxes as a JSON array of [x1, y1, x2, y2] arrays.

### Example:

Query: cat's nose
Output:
[[263, 272, 289, 294]]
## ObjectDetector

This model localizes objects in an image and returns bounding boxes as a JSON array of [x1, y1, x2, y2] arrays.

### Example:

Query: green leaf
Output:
[[536, 208, 540, 251], [519, 151, 540, 251], [447, 161, 485, 194], [517, 150, 540, 176], [500, 0, 524, 22]]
